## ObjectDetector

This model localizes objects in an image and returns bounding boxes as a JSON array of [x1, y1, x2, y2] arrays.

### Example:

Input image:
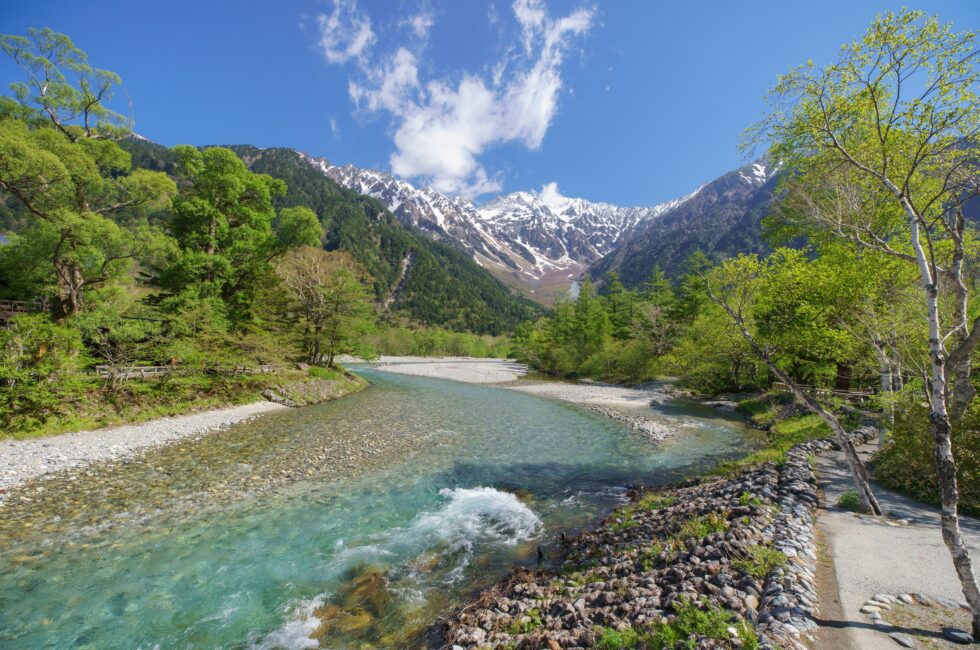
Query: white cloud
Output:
[[322, 0, 594, 198], [329, 116, 340, 138], [538, 181, 566, 209], [349, 48, 420, 114], [316, 0, 375, 64], [402, 11, 434, 39]]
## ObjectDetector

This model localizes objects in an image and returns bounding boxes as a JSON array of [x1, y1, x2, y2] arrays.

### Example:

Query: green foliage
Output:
[[595, 625, 641, 649], [159, 145, 321, 325], [665, 303, 766, 393], [0, 27, 129, 137], [506, 608, 541, 634], [675, 512, 729, 540], [0, 116, 175, 317], [307, 365, 342, 380], [275, 247, 375, 365], [367, 325, 510, 358], [637, 493, 676, 510], [836, 490, 862, 512], [642, 598, 759, 649], [873, 400, 980, 516], [713, 411, 832, 476], [0, 314, 89, 432], [732, 545, 787, 579], [738, 491, 764, 507], [0, 31, 178, 318], [663, 598, 753, 647]]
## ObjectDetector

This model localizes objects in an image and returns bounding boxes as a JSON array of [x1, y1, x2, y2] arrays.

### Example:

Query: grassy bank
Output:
[[2, 366, 366, 440], [710, 393, 833, 477]]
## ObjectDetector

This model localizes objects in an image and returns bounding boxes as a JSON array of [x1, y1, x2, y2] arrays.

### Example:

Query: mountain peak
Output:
[[306, 155, 746, 303]]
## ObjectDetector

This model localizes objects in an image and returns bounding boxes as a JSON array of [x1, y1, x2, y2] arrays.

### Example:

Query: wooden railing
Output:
[[93, 363, 285, 382], [94, 365, 174, 380], [0, 298, 46, 319], [772, 381, 875, 402]]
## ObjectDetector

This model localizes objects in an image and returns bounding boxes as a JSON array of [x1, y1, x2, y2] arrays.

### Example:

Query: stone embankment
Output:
[[442, 428, 878, 649]]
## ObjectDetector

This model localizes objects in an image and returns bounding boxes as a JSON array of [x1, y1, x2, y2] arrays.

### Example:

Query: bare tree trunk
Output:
[[875, 343, 893, 448]]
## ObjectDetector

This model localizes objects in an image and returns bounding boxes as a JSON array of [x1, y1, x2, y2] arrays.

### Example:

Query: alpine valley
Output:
[[117, 136, 783, 313], [311, 156, 780, 302]]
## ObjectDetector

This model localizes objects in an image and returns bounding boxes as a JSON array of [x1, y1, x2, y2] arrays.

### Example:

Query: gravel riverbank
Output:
[[365, 358, 691, 442], [0, 401, 287, 495], [504, 382, 682, 442]]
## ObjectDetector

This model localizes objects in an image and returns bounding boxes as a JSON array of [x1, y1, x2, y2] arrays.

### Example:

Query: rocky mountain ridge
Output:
[[309, 156, 701, 300]]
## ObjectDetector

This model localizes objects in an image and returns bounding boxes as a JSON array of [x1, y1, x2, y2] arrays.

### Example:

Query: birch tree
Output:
[[750, 10, 980, 633]]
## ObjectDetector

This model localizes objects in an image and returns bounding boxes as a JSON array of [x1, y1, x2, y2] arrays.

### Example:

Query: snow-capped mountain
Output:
[[303, 153, 701, 302], [590, 160, 781, 287]]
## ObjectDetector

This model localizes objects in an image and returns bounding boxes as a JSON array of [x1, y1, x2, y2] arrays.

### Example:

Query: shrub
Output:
[[0, 314, 89, 433], [308, 365, 341, 380], [873, 400, 979, 516], [732, 545, 787, 579], [645, 598, 759, 649], [675, 512, 728, 540], [738, 491, 764, 507], [595, 625, 641, 650], [507, 608, 542, 634], [836, 490, 862, 511], [637, 493, 676, 510], [712, 412, 832, 476]]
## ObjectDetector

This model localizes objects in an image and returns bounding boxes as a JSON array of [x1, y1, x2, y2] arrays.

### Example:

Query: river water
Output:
[[0, 368, 758, 649]]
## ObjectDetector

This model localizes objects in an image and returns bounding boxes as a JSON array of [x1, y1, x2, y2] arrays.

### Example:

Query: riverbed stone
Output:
[[942, 627, 974, 644], [889, 632, 916, 647]]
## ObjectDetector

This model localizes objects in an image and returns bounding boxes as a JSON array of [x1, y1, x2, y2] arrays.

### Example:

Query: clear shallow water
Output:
[[0, 369, 757, 649]]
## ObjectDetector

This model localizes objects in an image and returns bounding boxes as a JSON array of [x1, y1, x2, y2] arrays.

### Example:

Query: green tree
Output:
[[160, 146, 322, 324], [0, 30, 176, 318], [699, 254, 882, 515], [751, 10, 980, 626], [572, 278, 611, 362], [641, 265, 675, 310], [604, 272, 636, 340], [276, 247, 375, 366]]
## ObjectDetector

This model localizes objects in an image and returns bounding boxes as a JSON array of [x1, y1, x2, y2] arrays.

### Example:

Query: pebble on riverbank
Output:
[[439, 428, 879, 649], [0, 375, 367, 498]]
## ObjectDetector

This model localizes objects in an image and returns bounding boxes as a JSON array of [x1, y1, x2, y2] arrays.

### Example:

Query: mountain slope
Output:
[[118, 139, 540, 334], [312, 158, 695, 302], [589, 162, 780, 287]]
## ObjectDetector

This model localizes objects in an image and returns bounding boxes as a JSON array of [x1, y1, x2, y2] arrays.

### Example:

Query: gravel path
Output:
[[815, 444, 980, 649], [0, 401, 286, 495]]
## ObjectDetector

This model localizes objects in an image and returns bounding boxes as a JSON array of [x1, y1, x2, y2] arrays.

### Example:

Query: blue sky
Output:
[[1, 1, 977, 206]]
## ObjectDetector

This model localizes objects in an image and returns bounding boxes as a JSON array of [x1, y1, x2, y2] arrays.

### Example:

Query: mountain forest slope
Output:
[[589, 162, 780, 287], [119, 139, 540, 334]]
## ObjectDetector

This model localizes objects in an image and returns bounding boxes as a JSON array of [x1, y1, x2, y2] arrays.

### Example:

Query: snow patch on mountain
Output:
[[299, 152, 705, 301]]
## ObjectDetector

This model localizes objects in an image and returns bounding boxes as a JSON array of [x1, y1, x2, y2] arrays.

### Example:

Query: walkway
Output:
[[814, 443, 980, 649]]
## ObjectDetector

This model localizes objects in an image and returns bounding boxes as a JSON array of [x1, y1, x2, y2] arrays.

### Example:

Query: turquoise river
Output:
[[0, 368, 759, 649]]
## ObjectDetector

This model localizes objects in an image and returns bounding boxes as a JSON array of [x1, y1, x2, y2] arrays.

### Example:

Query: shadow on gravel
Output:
[[814, 616, 946, 642]]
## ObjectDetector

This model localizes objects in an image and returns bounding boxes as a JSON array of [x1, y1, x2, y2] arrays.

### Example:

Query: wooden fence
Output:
[[772, 381, 875, 402], [93, 363, 285, 382], [0, 298, 46, 321]]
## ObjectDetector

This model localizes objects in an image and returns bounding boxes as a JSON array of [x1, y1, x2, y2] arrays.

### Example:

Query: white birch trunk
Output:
[[901, 196, 980, 637]]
